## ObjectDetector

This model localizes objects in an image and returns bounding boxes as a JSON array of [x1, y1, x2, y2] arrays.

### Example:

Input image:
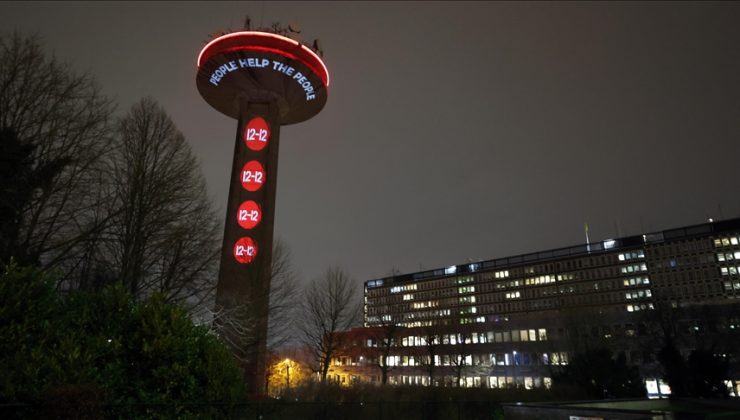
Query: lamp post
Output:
[[284, 358, 291, 389]]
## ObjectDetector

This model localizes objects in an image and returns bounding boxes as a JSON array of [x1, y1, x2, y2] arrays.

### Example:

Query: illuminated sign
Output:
[[233, 236, 258, 264], [244, 117, 270, 151], [208, 58, 317, 101], [240, 160, 265, 192], [237, 200, 262, 230]]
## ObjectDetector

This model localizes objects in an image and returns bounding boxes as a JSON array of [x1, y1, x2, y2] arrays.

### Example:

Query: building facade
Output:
[[327, 218, 740, 395]]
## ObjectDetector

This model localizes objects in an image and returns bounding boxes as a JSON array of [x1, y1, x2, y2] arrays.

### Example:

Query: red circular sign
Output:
[[240, 160, 265, 192], [237, 200, 262, 229], [244, 117, 270, 151], [233, 237, 258, 264]]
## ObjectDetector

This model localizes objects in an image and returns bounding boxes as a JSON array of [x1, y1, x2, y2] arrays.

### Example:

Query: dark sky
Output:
[[3, 1, 740, 286]]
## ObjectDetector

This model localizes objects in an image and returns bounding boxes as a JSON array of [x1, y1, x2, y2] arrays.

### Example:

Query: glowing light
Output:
[[237, 200, 262, 229], [233, 237, 258, 264], [300, 44, 331, 87], [244, 117, 270, 151], [198, 31, 298, 67], [240, 160, 265, 192], [198, 31, 330, 87]]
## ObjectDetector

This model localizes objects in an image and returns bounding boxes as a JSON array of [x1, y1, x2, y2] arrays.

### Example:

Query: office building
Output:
[[327, 217, 740, 395]]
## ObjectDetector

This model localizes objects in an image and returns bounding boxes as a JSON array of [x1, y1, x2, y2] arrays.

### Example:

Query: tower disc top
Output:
[[196, 31, 329, 124]]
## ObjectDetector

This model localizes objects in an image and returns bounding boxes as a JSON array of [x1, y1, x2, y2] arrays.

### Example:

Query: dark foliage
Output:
[[0, 262, 244, 417], [658, 340, 730, 398], [553, 347, 645, 399]]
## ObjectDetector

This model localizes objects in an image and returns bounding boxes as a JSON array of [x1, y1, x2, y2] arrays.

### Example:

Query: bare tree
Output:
[[421, 324, 444, 386], [299, 267, 360, 382], [205, 239, 300, 372], [369, 321, 403, 384], [0, 32, 115, 277], [266, 238, 301, 350], [450, 333, 472, 387], [98, 97, 220, 308]]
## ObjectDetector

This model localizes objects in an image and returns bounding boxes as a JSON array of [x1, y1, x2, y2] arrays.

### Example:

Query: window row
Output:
[[618, 250, 645, 261], [379, 351, 568, 368], [714, 236, 740, 248], [717, 251, 740, 262], [626, 303, 654, 312], [625, 289, 652, 300], [390, 284, 417, 294], [621, 263, 648, 274], [720, 266, 740, 276], [623, 276, 650, 287]]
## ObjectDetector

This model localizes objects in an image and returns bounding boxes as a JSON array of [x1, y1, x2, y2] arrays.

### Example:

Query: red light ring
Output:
[[197, 31, 329, 87]]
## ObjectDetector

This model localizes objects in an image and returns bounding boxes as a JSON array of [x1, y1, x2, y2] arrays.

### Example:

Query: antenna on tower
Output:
[[312, 38, 324, 57], [244, 15, 251, 30], [584, 222, 591, 253]]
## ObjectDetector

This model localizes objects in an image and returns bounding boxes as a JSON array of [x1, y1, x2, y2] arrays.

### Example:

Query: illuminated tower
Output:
[[196, 31, 329, 392]]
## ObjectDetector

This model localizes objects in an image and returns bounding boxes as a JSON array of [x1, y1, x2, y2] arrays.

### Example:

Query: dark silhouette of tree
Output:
[[657, 339, 688, 397], [450, 334, 472, 387], [265, 238, 301, 350], [299, 267, 360, 382], [369, 321, 402, 384], [0, 32, 115, 276], [554, 347, 644, 398], [0, 128, 64, 265], [649, 301, 737, 398], [658, 343, 730, 398], [687, 349, 729, 398], [420, 325, 443, 386], [208, 238, 300, 376], [98, 97, 220, 308]]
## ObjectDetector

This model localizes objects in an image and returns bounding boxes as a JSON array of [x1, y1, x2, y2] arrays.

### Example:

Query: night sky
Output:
[[3, 2, 740, 286]]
